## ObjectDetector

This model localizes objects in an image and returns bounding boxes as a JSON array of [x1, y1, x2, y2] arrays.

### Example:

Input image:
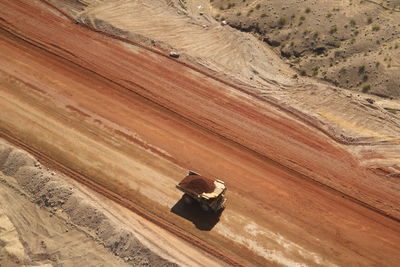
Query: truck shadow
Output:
[[170, 197, 224, 231]]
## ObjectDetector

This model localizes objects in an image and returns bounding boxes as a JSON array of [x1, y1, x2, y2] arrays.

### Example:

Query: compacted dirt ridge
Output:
[[1, 0, 400, 266]]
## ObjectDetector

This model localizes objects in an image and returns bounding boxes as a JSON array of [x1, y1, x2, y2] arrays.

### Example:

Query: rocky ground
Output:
[[212, 0, 400, 99]]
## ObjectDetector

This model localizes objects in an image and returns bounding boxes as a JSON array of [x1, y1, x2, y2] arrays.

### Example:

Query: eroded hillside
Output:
[[212, 0, 400, 98]]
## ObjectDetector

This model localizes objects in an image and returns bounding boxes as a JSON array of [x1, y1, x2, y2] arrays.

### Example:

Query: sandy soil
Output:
[[212, 0, 400, 98], [1, 1, 400, 266], [0, 140, 221, 267]]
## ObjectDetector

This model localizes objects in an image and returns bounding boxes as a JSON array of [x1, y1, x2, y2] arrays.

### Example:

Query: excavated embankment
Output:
[[0, 139, 176, 267]]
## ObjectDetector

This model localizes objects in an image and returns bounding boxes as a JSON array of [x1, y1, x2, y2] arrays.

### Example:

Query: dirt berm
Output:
[[0, 139, 177, 267]]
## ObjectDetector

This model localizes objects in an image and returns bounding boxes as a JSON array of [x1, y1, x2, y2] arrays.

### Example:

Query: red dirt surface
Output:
[[2, 0, 399, 222], [179, 175, 216, 194], [1, 0, 400, 266]]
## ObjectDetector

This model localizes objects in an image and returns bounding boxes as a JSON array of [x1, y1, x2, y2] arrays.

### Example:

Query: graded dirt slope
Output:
[[1, 1, 400, 266], [0, 140, 221, 267], [49, 0, 400, 177]]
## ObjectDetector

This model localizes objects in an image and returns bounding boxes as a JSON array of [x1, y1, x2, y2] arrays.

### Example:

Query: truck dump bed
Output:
[[177, 174, 216, 195]]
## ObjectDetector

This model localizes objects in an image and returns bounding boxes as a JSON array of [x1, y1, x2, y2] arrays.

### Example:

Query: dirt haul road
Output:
[[1, 0, 400, 266]]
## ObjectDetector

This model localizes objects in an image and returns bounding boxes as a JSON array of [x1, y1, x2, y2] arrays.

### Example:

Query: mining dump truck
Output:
[[176, 171, 226, 212]]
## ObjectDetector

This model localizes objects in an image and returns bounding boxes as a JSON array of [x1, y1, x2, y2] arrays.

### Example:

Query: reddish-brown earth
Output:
[[1, 0, 400, 266], [179, 175, 216, 194]]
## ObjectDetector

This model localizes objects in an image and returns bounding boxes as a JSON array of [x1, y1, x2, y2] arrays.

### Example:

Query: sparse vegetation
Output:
[[372, 25, 380, 31], [385, 108, 399, 114], [362, 84, 371, 93], [227, 3, 235, 9], [212, 0, 399, 97], [278, 17, 287, 27], [312, 66, 319, 75]]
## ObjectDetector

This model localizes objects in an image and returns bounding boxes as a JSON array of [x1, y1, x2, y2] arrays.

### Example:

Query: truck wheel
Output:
[[182, 194, 193, 205], [201, 204, 210, 212]]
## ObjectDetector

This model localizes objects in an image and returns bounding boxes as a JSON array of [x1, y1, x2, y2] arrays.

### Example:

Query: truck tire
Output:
[[182, 194, 193, 205], [201, 204, 210, 212]]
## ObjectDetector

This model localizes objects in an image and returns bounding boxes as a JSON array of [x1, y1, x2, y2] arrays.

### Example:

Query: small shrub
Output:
[[326, 12, 332, 18], [312, 66, 319, 75], [358, 65, 365, 74], [260, 13, 267, 18], [339, 67, 347, 74], [372, 25, 380, 31], [256, 3, 261, 10], [300, 16, 305, 21], [300, 70, 307, 76], [236, 12, 241, 16], [329, 25, 337, 34], [305, 7, 311, 13], [278, 17, 287, 26], [367, 17, 373, 24], [362, 84, 371, 93], [350, 19, 356, 26], [363, 74, 369, 81], [385, 108, 398, 114]]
